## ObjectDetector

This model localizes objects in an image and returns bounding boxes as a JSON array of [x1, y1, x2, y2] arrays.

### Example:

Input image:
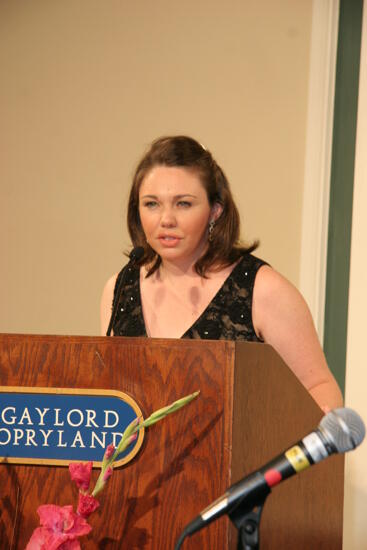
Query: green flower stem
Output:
[[138, 391, 200, 428], [92, 391, 199, 497]]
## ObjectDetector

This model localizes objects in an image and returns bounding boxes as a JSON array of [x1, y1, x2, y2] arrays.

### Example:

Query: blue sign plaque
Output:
[[0, 387, 144, 467]]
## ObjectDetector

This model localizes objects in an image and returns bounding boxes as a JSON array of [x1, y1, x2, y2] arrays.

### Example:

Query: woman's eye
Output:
[[143, 201, 158, 208], [177, 201, 192, 208]]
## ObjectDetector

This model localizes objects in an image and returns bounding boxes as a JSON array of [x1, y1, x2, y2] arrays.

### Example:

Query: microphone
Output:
[[106, 246, 144, 336], [180, 408, 365, 541]]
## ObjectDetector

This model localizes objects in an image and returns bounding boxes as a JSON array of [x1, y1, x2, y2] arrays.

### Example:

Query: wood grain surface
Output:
[[0, 334, 343, 549]]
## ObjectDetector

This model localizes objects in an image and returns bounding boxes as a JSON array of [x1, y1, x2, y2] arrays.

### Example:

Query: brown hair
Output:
[[127, 135, 258, 276]]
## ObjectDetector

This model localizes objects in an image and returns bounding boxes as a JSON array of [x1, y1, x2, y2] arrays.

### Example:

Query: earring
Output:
[[208, 220, 215, 242]]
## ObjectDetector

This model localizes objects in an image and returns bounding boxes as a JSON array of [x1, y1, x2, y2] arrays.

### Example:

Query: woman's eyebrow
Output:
[[140, 194, 197, 199]]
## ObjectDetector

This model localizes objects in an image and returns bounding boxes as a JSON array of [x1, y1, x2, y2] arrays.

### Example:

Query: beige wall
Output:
[[0, 0, 312, 336], [343, 4, 367, 548], [3, 2, 365, 545]]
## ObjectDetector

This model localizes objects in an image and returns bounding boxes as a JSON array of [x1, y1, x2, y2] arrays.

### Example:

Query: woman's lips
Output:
[[158, 235, 181, 247]]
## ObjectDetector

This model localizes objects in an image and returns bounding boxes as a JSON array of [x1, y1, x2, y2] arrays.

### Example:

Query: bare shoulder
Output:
[[253, 265, 309, 328], [102, 273, 119, 296], [253, 264, 302, 299], [100, 273, 118, 335]]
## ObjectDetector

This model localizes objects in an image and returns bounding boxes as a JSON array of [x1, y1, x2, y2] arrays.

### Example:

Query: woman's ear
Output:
[[210, 202, 223, 222]]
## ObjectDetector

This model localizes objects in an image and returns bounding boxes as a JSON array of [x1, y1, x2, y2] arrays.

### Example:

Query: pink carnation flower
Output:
[[26, 504, 91, 550], [77, 493, 100, 519], [69, 462, 93, 492]]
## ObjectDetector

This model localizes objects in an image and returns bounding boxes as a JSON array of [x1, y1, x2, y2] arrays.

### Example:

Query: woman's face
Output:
[[138, 165, 221, 268]]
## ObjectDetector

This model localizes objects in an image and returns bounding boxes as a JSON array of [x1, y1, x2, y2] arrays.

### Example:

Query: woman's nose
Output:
[[160, 207, 176, 227]]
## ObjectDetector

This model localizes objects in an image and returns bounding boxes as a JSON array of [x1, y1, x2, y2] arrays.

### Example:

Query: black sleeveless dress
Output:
[[111, 254, 266, 342]]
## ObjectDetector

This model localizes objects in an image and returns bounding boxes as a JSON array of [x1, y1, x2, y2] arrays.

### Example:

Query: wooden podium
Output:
[[0, 334, 343, 549]]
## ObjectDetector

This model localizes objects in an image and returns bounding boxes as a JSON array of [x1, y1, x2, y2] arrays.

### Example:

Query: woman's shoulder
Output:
[[102, 263, 139, 302], [252, 264, 313, 343], [253, 264, 301, 302], [100, 273, 119, 335], [102, 272, 119, 297]]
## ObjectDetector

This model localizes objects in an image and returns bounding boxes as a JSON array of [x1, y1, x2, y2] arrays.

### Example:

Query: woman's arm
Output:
[[100, 273, 118, 336], [252, 266, 343, 412]]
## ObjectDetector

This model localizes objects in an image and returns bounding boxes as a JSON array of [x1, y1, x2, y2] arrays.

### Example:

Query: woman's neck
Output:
[[158, 259, 200, 280]]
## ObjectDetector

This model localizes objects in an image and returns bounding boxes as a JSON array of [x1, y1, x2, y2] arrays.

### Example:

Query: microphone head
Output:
[[129, 246, 145, 262], [319, 407, 365, 453]]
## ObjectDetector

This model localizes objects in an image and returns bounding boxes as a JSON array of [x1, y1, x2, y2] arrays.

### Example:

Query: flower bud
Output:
[[104, 444, 115, 460], [103, 466, 113, 482]]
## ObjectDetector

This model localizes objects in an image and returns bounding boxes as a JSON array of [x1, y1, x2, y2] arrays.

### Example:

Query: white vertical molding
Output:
[[344, 3, 367, 548], [299, 0, 339, 341]]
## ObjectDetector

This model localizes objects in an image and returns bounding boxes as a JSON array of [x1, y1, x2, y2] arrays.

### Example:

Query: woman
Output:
[[101, 135, 343, 412]]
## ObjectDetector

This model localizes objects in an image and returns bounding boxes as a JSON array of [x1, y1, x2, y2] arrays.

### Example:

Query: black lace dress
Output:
[[111, 254, 267, 342]]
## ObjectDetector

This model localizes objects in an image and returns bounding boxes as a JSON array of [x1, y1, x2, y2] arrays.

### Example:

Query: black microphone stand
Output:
[[174, 483, 270, 550], [229, 498, 268, 550], [225, 471, 271, 550]]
